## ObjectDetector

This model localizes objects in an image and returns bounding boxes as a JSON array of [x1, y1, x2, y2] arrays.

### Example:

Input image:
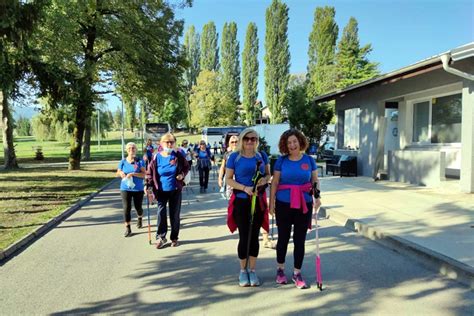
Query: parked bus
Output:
[[144, 122, 171, 142], [201, 126, 246, 145]]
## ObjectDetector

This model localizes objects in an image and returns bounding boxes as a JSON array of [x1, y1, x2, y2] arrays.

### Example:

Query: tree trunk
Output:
[[69, 99, 88, 170], [1, 89, 19, 169], [82, 117, 91, 161], [69, 18, 97, 170]]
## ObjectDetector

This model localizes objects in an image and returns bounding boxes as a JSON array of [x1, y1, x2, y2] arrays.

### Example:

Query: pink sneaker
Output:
[[276, 268, 288, 284], [292, 272, 309, 289]]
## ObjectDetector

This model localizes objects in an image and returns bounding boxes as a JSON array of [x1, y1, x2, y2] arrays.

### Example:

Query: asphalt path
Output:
[[0, 178, 472, 315]]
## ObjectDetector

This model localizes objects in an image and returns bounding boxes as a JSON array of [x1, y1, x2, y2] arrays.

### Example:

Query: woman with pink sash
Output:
[[269, 129, 321, 289]]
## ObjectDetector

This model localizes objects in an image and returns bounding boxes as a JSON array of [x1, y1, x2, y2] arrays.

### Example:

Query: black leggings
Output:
[[276, 200, 312, 270], [120, 190, 144, 223], [198, 167, 210, 189], [233, 196, 264, 259]]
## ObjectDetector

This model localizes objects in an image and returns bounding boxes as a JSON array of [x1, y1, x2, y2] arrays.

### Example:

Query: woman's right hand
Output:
[[269, 202, 275, 216], [119, 171, 126, 178], [218, 178, 223, 188], [243, 186, 254, 196]]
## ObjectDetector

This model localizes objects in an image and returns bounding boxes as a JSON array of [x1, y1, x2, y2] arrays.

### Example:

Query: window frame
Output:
[[409, 91, 462, 146]]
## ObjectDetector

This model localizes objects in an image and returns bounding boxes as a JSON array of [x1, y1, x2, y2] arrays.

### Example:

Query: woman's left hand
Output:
[[176, 174, 184, 181], [257, 177, 268, 187], [314, 198, 321, 210]]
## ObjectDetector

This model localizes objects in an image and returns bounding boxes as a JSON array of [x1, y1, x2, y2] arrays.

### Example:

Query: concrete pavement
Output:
[[0, 175, 473, 314], [319, 175, 474, 288]]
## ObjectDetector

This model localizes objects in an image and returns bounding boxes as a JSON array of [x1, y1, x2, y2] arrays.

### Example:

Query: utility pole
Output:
[[121, 98, 125, 160], [97, 109, 101, 151]]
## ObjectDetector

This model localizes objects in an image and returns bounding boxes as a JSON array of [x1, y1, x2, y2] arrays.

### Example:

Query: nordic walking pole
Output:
[[244, 160, 263, 272], [313, 182, 323, 291], [146, 188, 153, 245]]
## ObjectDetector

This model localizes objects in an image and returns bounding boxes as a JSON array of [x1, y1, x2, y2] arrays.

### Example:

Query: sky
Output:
[[174, 0, 473, 107], [14, 0, 474, 117]]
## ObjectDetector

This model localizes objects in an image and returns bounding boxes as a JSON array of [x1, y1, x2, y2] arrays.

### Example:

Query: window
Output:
[[431, 94, 462, 143], [412, 93, 461, 144], [413, 101, 430, 143], [344, 108, 360, 149]]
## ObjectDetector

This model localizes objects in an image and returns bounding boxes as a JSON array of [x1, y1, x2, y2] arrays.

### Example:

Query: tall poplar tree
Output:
[[200, 22, 219, 72], [183, 25, 200, 127], [264, 0, 290, 124], [307, 6, 338, 99], [184, 26, 201, 90], [220, 22, 240, 123], [242, 22, 259, 126], [336, 17, 379, 88]]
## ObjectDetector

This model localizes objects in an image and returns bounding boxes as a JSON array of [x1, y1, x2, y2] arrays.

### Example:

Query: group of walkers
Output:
[[117, 127, 321, 289]]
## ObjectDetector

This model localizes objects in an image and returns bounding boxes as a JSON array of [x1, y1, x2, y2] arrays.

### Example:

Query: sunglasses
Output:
[[164, 141, 175, 144], [230, 141, 238, 144], [243, 136, 257, 142]]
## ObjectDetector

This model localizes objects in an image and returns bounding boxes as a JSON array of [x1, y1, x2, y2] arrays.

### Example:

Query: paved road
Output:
[[0, 178, 472, 315]]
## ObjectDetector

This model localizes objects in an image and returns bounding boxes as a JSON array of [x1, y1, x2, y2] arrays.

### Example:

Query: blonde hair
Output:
[[125, 142, 137, 151], [229, 135, 239, 146], [160, 132, 176, 142], [237, 128, 259, 155]]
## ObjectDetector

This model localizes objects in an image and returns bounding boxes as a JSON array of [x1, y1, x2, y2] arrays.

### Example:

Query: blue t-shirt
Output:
[[156, 152, 178, 191], [275, 154, 317, 203], [145, 145, 154, 160], [226, 151, 269, 199], [118, 158, 145, 191], [197, 149, 212, 169]]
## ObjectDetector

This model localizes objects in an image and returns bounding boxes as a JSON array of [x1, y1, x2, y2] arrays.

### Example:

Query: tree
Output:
[[242, 23, 259, 126], [33, 1, 188, 170], [336, 17, 379, 89], [0, 0, 46, 169], [287, 75, 333, 145], [189, 70, 233, 128], [200, 22, 219, 72], [124, 95, 137, 132], [264, 0, 290, 123], [220, 22, 240, 123], [183, 25, 200, 127], [113, 108, 123, 130], [307, 6, 339, 99], [15, 116, 31, 136], [153, 94, 187, 130]]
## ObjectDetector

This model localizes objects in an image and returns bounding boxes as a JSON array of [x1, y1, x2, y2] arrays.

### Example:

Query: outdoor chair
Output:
[[326, 155, 357, 177], [325, 155, 341, 175]]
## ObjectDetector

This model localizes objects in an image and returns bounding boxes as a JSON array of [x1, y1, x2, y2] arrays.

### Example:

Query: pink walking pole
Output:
[[313, 182, 323, 291]]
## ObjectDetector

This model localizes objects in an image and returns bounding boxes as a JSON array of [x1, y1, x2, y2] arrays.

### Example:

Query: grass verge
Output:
[[0, 131, 203, 165], [0, 163, 117, 251]]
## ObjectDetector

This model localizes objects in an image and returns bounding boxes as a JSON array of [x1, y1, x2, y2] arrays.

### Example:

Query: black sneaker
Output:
[[137, 217, 142, 229], [124, 225, 132, 237]]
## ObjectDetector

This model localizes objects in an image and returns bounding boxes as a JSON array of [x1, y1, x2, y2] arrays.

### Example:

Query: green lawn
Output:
[[0, 163, 117, 251], [0, 130, 203, 165]]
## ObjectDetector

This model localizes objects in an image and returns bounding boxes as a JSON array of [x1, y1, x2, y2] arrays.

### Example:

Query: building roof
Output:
[[313, 42, 474, 104]]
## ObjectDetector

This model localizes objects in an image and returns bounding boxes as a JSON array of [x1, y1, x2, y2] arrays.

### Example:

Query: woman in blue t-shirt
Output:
[[225, 128, 271, 287], [143, 138, 155, 166], [195, 140, 214, 193], [117, 142, 146, 237], [146, 133, 189, 249], [269, 129, 321, 289]]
